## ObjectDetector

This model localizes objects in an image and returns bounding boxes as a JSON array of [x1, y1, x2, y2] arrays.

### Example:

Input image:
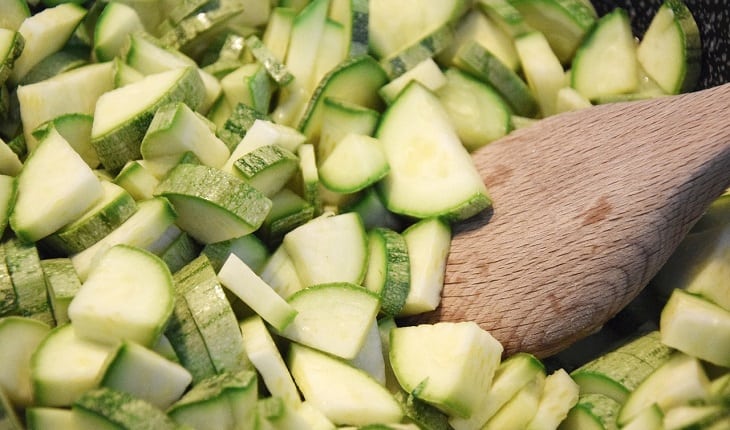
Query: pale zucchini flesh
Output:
[[376, 82, 490, 222], [637, 0, 701, 94], [31, 324, 114, 407], [283, 212, 368, 287], [0, 316, 51, 408], [390, 321, 503, 419], [91, 66, 205, 172], [67, 244, 175, 347], [279, 282, 380, 360], [10, 127, 103, 242], [154, 163, 272, 244], [288, 342, 404, 426], [98, 340, 192, 409], [218, 253, 298, 332], [570, 8, 639, 100]]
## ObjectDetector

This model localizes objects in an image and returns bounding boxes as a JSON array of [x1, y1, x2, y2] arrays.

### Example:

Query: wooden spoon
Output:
[[409, 83, 730, 358]]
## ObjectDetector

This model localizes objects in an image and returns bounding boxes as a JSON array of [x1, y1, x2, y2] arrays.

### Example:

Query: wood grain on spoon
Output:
[[410, 83, 730, 358]]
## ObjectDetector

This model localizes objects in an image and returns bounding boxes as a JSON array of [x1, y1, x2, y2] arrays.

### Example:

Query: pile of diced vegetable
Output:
[[1, 0, 728, 428]]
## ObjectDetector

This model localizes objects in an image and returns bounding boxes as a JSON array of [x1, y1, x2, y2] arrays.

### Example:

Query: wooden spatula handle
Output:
[[409, 83, 730, 358]]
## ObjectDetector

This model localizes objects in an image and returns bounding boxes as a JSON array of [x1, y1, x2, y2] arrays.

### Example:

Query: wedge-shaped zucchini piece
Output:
[[297, 54, 388, 141], [660, 289, 730, 367], [41, 181, 136, 256], [219, 62, 272, 115], [32, 113, 98, 168], [637, 0, 701, 94], [436, 67, 511, 151], [154, 163, 272, 244], [377, 82, 490, 221], [31, 324, 114, 407], [218, 253, 298, 332], [0, 317, 51, 408], [98, 340, 192, 409], [141, 101, 230, 169], [285, 0, 331, 93], [283, 212, 368, 287], [319, 133, 389, 194], [167, 370, 258, 430], [509, 0, 596, 64], [450, 352, 545, 429], [482, 372, 545, 430], [70, 197, 177, 281], [18, 61, 114, 152], [525, 369, 580, 430], [617, 352, 710, 426], [10, 127, 103, 243], [91, 66, 205, 172], [390, 321, 503, 419], [239, 315, 301, 406], [400, 218, 451, 316], [93, 2, 145, 62], [9, 3, 87, 84], [73, 387, 181, 430], [438, 8, 519, 71], [114, 160, 159, 201], [368, 0, 470, 59], [571, 8, 639, 100], [279, 282, 380, 360], [232, 144, 299, 197], [515, 31, 565, 117], [68, 244, 174, 347], [288, 343, 403, 426]]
